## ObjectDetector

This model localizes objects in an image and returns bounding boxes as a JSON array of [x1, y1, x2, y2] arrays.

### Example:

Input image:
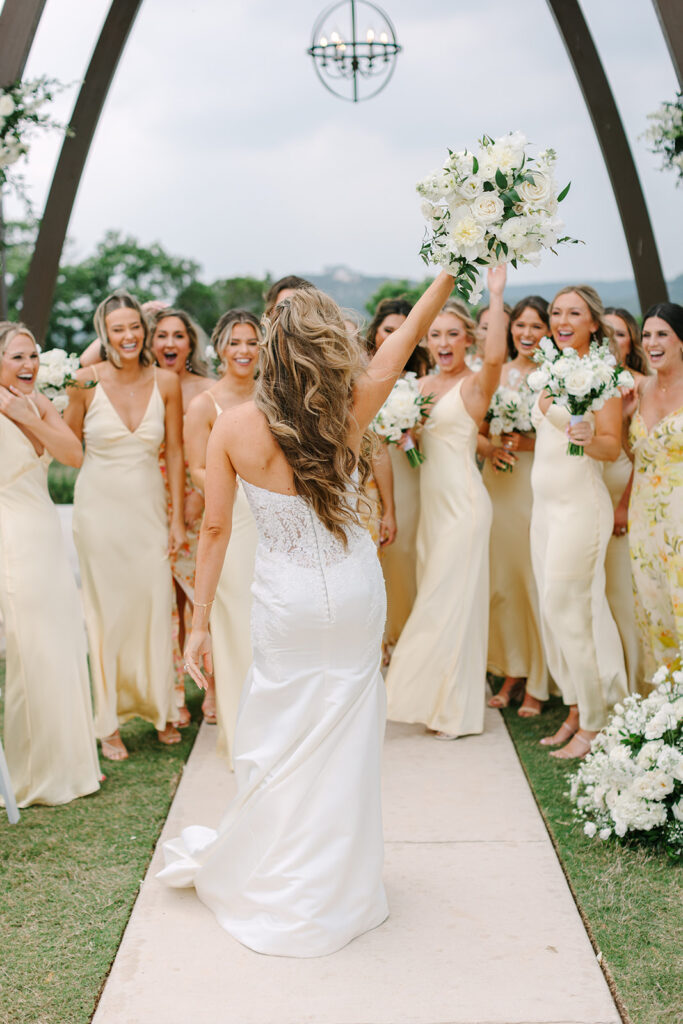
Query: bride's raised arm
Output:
[[352, 270, 454, 431]]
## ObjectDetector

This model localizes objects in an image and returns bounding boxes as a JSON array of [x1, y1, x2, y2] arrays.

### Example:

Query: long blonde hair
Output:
[[255, 288, 372, 544]]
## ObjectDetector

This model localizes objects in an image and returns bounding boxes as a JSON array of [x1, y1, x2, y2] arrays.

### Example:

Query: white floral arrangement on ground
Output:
[[642, 92, 683, 186], [527, 337, 633, 455], [570, 660, 683, 863], [36, 348, 91, 412], [416, 131, 578, 304], [372, 373, 433, 467], [0, 77, 69, 192]]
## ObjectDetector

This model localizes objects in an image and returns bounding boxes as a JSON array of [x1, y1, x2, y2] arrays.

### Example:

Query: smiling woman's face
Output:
[[642, 316, 683, 374], [151, 316, 192, 373], [549, 292, 598, 353], [426, 312, 468, 373], [105, 307, 145, 363], [0, 333, 39, 391]]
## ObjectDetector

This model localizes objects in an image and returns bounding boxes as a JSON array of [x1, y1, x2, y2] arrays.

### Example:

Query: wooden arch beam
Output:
[[0, 0, 47, 317], [652, 0, 683, 88], [545, 0, 667, 312], [0, 0, 47, 87], [21, 0, 143, 342]]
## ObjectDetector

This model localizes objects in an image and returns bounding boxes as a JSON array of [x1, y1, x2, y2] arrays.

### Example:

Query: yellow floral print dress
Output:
[[629, 405, 683, 680]]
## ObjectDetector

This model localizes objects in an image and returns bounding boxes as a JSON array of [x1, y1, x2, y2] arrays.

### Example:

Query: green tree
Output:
[[175, 280, 221, 336], [211, 276, 268, 317], [364, 276, 434, 315], [5, 227, 202, 351]]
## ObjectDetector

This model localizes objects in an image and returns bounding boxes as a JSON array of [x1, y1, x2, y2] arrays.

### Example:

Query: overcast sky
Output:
[[6, 0, 681, 290]]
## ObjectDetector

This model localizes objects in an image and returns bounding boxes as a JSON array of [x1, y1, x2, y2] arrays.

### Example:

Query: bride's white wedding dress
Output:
[[158, 479, 389, 957]]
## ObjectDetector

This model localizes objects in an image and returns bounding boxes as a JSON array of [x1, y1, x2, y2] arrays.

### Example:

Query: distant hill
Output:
[[304, 264, 683, 317]]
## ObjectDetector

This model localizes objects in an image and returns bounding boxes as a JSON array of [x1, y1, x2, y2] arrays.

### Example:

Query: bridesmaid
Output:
[[65, 291, 186, 761], [627, 302, 683, 682], [0, 322, 100, 805], [479, 296, 550, 715], [345, 316, 397, 549], [150, 308, 213, 725], [365, 298, 430, 657], [184, 310, 260, 767], [602, 307, 648, 693], [531, 285, 628, 758], [386, 267, 508, 739]]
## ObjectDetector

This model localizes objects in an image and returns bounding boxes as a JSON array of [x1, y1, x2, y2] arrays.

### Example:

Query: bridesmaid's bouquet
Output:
[[417, 131, 578, 303], [485, 375, 535, 472], [372, 373, 433, 467], [527, 338, 633, 455], [36, 348, 91, 412], [570, 659, 683, 863]]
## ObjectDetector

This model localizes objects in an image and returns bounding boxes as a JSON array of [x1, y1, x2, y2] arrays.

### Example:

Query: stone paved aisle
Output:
[[93, 708, 621, 1024]]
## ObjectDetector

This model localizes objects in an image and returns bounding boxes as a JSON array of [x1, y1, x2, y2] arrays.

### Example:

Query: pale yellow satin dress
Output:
[[530, 400, 628, 731], [603, 450, 643, 693], [381, 444, 419, 647], [386, 382, 490, 736], [483, 446, 548, 700], [73, 376, 176, 738], [0, 412, 100, 806], [208, 399, 258, 767]]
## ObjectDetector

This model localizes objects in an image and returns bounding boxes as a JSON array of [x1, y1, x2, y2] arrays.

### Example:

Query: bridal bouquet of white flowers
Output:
[[570, 660, 683, 863], [417, 131, 577, 303], [36, 348, 89, 412], [527, 337, 634, 455], [372, 373, 433, 467]]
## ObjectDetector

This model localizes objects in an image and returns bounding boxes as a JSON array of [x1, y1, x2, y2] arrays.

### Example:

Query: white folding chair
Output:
[[0, 738, 19, 824]]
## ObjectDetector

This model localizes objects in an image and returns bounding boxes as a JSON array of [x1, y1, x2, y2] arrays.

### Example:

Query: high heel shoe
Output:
[[539, 721, 576, 747], [488, 679, 524, 709]]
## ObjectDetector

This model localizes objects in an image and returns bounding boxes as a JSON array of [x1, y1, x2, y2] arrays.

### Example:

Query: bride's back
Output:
[[219, 289, 369, 543]]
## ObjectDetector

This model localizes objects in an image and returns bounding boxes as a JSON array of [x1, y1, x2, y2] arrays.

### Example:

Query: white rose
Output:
[[471, 192, 505, 225], [652, 665, 669, 686], [455, 176, 484, 202], [564, 365, 595, 398], [583, 821, 597, 837], [0, 93, 15, 118], [527, 367, 549, 391], [489, 143, 521, 175], [598, 827, 612, 840], [517, 170, 552, 207]]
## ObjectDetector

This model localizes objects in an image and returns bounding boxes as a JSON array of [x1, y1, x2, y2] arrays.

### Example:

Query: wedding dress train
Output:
[[158, 479, 389, 957]]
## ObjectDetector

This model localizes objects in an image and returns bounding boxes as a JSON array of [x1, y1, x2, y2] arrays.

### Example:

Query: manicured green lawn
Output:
[[0, 661, 202, 1024], [499, 692, 683, 1024]]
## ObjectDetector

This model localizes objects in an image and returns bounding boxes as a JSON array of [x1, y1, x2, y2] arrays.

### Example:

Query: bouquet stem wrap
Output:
[[568, 413, 585, 456]]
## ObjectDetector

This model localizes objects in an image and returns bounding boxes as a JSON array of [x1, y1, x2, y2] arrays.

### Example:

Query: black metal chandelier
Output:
[[307, 0, 402, 103]]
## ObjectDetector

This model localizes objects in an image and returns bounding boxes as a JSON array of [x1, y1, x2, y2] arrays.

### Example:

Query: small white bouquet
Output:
[[485, 376, 535, 473], [417, 131, 578, 303], [372, 373, 433, 467], [36, 348, 91, 412], [570, 659, 683, 863], [527, 337, 634, 455]]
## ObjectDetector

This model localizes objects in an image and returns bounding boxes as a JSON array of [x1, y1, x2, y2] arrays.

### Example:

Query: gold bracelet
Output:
[[194, 599, 214, 609]]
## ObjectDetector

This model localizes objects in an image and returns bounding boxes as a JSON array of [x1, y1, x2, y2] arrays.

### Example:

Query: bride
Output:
[[158, 270, 454, 956]]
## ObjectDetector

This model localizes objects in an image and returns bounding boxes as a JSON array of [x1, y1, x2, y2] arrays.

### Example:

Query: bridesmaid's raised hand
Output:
[[487, 263, 507, 296]]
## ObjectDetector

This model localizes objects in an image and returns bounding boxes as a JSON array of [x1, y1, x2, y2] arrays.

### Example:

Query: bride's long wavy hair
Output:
[[255, 288, 373, 545]]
